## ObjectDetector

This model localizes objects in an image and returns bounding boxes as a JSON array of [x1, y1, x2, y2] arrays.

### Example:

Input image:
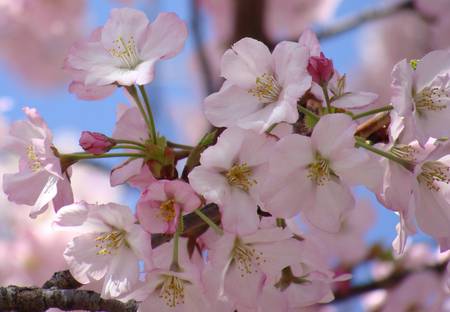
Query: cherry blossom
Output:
[[54, 201, 152, 298], [65, 8, 187, 93], [391, 50, 450, 145], [203, 38, 311, 132], [261, 113, 369, 232], [188, 127, 275, 235], [137, 180, 201, 234], [3, 107, 73, 218]]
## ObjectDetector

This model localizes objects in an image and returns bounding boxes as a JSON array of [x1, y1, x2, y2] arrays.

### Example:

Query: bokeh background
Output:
[[0, 0, 449, 311]]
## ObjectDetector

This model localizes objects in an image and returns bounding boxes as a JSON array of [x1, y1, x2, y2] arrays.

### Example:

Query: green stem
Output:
[[138, 85, 157, 144], [111, 145, 146, 152], [354, 136, 411, 169], [170, 217, 182, 272], [194, 208, 223, 235], [113, 139, 145, 148], [297, 105, 320, 122], [126, 86, 152, 136], [167, 141, 194, 150], [321, 84, 332, 114], [352, 105, 393, 120], [60, 152, 145, 161]]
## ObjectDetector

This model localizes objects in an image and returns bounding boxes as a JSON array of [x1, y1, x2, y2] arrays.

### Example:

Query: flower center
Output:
[[159, 275, 185, 308], [417, 161, 450, 192], [158, 199, 176, 222], [231, 239, 265, 277], [414, 86, 449, 113], [248, 73, 281, 104], [95, 230, 126, 255], [109, 36, 140, 69], [390, 144, 417, 163], [307, 154, 331, 185], [26, 145, 42, 172], [226, 163, 256, 192]]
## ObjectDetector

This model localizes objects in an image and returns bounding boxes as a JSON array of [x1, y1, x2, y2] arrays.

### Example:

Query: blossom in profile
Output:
[[65, 8, 188, 99], [3, 107, 73, 218], [204, 38, 311, 132], [391, 50, 450, 145], [79, 131, 116, 155], [54, 201, 152, 298]]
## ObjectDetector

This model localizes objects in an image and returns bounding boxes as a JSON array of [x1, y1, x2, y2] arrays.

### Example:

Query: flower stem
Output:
[[138, 85, 157, 145], [321, 84, 332, 114], [113, 139, 145, 148], [352, 105, 393, 120], [194, 208, 223, 235], [167, 141, 194, 150], [111, 145, 146, 152], [354, 136, 411, 169], [170, 217, 183, 272], [126, 86, 152, 136], [297, 104, 320, 122], [59, 152, 145, 161]]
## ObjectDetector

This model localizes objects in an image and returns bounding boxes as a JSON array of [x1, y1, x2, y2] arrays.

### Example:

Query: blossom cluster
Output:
[[3, 7, 450, 311]]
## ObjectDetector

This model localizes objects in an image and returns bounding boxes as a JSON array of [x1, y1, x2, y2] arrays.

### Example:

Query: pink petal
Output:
[[221, 188, 259, 235]]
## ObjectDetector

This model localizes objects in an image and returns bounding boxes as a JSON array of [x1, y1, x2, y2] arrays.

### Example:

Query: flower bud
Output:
[[307, 52, 334, 85], [79, 131, 115, 155]]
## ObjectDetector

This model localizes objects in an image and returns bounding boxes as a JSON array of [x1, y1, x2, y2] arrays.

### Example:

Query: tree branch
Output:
[[0, 286, 137, 312], [317, 0, 413, 39]]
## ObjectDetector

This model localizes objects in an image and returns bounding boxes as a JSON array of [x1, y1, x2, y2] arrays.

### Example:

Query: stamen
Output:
[[232, 239, 265, 278], [95, 230, 126, 255], [158, 199, 176, 222], [417, 161, 450, 192], [26, 145, 42, 172], [390, 144, 417, 163], [109, 36, 140, 69], [414, 86, 449, 113], [248, 73, 281, 104], [307, 154, 331, 185], [225, 163, 256, 192], [159, 275, 185, 308]]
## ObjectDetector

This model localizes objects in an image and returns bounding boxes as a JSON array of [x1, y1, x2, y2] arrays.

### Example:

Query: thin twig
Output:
[[317, 0, 413, 39]]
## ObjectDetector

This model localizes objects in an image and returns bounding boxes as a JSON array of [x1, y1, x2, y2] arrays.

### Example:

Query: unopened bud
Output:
[[79, 131, 115, 155], [307, 52, 334, 85]]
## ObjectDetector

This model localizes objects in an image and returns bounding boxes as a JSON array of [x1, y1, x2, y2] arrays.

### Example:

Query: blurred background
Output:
[[0, 0, 449, 311]]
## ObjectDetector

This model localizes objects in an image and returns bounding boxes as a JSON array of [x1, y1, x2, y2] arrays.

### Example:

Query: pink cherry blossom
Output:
[[110, 103, 155, 189], [127, 238, 208, 311], [65, 8, 187, 93], [261, 113, 370, 232], [79, 131, 116, 155], [203, 38, 311, 132], [3, 107, 73, 218], [205, 227, 306, 309], [137, 180, 201, 234], [188, 127, 275, 235], [54, 201, 152, 298], [391, 50, 450, 145]]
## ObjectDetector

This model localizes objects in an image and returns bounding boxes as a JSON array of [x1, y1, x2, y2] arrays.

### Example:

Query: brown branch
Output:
[[317, 0, 413, 40], [355, 111, 390, 141], [333, 261, 447, 302], [0, 286, 137, 312]]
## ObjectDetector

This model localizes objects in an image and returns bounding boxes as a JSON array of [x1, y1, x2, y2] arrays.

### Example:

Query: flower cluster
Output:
[[4, 7, 450, 311]]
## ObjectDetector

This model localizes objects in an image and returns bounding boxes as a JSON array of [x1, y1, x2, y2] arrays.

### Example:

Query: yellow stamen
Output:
[[95, 230, 126, 255], [414, 86, 449, 113], [417, 161, 450, 192], [307, 154, 331, 185], [390, 144, 417, 163], [26, 145, 42, 172], [159, 275, 185, 308], [158, 199, 176, 222], [248, 73, 281, 104], [109, 36, 140, 69], [226, 163, 256, 192], [231, 238, 265, 278]]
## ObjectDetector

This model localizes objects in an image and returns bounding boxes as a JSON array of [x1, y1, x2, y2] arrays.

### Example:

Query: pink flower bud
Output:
[[307, 52, 334, 85], [79, 131, 115, 155]]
